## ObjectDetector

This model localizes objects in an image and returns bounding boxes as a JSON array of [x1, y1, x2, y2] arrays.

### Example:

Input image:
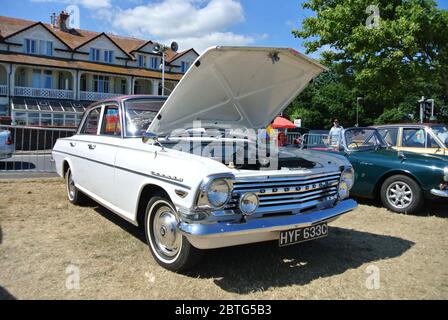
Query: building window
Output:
[[137, 55, 146, 68], [90, 48, 101, 61], [181, 61, 190, 73], [150, 57, 159, 69], [43, 70, 53, 89], [93, 75, 109, 93], [104, 50, 114, 63], [39, 40, 53, 56], [120, 79, 127, 94], [24, 39, 53, 56], [25, 39, 37, 54]]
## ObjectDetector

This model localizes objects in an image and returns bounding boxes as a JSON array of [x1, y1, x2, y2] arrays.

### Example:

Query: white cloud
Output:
[[31, 0, 111, 10], [163, 32, 255, 53], [108, 0, 255, 52]]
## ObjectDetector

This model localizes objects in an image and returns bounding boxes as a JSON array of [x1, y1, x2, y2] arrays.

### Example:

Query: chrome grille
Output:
[[227, 171, 341, 216]]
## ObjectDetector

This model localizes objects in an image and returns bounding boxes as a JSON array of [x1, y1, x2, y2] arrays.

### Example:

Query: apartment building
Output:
[[0, 12, 199, 127]]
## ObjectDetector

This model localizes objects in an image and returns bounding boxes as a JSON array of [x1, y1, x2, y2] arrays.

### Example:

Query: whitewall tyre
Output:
[[65, 167, 85, 205], [144, 196, 202, 272]]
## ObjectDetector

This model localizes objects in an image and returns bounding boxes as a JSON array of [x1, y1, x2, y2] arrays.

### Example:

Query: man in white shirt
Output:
[[329, 119, 344, 146]]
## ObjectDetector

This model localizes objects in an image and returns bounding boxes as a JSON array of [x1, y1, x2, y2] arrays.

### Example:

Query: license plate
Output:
[[279, 222, 328, 247]]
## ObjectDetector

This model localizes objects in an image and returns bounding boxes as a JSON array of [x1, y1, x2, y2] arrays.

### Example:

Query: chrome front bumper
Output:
[[430, 189, 448, 198], [179, 199, 357, 249]]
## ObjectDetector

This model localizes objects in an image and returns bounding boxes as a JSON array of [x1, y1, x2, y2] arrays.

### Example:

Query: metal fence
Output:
[[0, 125, 76, 172], [300, 133, 332, 149]]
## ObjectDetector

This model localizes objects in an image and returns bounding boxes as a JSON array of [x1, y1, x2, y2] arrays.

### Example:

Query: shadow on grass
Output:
[[90, 202, 414, 294], [354, 196, 448, 218], [184, 227, 414, 294], [0, 226, 17, 300]]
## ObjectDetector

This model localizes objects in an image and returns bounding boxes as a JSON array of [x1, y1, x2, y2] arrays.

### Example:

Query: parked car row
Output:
[[301, 127, 448, 213], [51, 46, 446, 272]]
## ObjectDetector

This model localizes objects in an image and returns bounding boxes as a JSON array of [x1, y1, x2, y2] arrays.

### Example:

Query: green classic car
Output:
[[304, 127, 448, 213]]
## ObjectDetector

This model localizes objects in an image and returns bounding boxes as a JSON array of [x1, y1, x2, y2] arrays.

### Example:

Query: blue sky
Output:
[[1, 0, 447, 53]]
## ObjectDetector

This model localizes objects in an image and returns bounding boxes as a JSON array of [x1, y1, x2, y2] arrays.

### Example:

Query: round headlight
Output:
[[239, 192, 259, 215], [207, 179, 231, 208], [338, 181, 349, 199], [341, 167, 355, 190]]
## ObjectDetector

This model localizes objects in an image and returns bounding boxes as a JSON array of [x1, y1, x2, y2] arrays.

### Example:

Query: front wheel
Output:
[[144, 196, 202, 272], [380, 175, 424, 214]]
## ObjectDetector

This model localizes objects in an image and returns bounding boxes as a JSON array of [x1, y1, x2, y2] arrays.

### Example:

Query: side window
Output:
[[378, 128, 398, 146], [402, 128, 426, 148], [80, 108, 100, 135], [427, 134, 440, 148], [100, 105, 121, 136]]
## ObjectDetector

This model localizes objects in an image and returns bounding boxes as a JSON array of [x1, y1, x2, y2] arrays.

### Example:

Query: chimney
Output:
[[50, 12, 57, 28], [58, 11, 70, 31]]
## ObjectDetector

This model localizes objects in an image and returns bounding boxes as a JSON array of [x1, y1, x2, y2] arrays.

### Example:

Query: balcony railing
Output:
[[14, 86, 74, 100], [80, 91, 124, 101], [0, 85, 7, 96]]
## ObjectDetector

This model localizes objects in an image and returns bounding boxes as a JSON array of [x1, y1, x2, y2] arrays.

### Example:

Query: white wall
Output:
[[73, 34, 128, 66]]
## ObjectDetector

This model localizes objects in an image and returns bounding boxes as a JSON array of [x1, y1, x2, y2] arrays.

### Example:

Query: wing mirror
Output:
[[142, 132, 159, 144]]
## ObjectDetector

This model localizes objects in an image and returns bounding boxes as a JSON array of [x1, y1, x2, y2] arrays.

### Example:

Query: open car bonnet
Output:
[[148, 46, 327, 136]]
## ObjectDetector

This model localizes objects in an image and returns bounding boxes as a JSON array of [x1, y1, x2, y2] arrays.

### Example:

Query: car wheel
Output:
[[144, 196, 202, 272], [380, 175, 424, 213], [65, 167, 85, 205]]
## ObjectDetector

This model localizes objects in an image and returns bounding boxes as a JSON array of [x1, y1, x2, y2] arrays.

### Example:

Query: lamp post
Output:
[[153, 41, 178, 96], [356, 97, 363, 127]]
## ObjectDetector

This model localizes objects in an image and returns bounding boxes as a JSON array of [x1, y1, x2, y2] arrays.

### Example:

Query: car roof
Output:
[[84, 95, 168, 111], [372, 123, 446, 128]]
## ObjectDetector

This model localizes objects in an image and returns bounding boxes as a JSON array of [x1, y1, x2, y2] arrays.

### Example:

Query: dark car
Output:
[[303, 127, 448, 213]]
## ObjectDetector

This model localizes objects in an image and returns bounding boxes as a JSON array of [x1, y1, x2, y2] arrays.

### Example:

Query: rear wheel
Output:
[[380, 175, 424, 213], [144, 196, 202, 272], [65, 167, 86, 205]]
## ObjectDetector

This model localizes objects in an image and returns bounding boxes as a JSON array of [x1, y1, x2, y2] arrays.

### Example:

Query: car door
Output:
[[399, 127, 438, 155], [377, 127, 399, 148], [75, 104, 120, 204], [72, 106, 102, 191]]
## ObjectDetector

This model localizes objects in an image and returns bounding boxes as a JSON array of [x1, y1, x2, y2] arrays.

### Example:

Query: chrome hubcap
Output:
[[386, 182, 413, 209], [67, 171, 76, 200], [152, 206, 181, 257]]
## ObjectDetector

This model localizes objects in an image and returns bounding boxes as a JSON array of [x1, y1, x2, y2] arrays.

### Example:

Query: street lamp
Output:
[[152, 41, 178, 96], [356, 97, 363, 127]]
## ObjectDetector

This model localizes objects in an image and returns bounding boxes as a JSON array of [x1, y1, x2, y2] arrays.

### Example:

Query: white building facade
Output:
[[0, 12, 199, 127]]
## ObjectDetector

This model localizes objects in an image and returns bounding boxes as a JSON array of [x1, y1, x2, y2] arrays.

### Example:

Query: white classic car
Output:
[[52, 46, 357, 271]]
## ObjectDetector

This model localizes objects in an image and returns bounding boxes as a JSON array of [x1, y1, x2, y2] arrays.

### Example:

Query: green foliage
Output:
[[288, 0, 448, 127]]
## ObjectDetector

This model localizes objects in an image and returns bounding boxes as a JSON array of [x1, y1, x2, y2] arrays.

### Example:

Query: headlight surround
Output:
[[338, 167, 355, 200], [341, 167, 355, 190], [207, 179, 231, 207]]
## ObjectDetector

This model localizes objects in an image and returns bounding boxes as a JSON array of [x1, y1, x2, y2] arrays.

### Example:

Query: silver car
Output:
[[0, 129, 14, 160]]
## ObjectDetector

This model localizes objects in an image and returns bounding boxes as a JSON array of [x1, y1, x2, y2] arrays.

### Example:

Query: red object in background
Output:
[[278, 132, 288, 147], [271, 116, 296, 129]]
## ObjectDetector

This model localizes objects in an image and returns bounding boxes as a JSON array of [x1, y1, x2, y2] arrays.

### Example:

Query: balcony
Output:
[[79, 91, 124, 101], [14, 86, 74, 100], [0, 85, 6, 96]]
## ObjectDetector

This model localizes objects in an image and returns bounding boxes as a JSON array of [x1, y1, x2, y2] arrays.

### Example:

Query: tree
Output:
[[289, 0, 448, 125]]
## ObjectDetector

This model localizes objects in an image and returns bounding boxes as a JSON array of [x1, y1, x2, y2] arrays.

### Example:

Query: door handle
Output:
[[69, 142, 76, 147], [88, 144, 96, 150]]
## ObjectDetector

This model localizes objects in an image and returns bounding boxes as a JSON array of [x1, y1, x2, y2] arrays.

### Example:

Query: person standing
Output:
[[329, 119, 344, 146]]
